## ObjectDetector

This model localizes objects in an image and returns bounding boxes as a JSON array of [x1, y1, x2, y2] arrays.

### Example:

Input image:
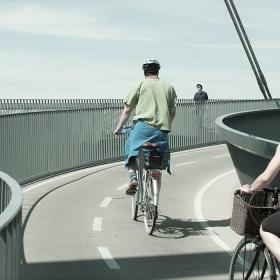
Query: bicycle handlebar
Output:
[[235, 187, 280, 207], [115, 126, 133, 135]]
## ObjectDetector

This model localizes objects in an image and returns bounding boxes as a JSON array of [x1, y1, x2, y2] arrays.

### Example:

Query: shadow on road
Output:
[[154, 215, 231, 239], [21, 251, 231, 280]]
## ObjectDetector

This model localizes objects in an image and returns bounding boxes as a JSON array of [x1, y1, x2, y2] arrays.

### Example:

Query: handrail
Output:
[[0, 171, 22, 229], [1, 99, 280, 185], [0, 171, 22, 280], [1, 98, 279, 115], [0, 99, 280, 279]]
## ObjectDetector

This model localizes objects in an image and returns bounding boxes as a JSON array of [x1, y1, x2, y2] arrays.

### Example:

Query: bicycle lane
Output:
[[22, 144, 241, 280], [194, 169, 243, 253], [86, 145, 241, 280]]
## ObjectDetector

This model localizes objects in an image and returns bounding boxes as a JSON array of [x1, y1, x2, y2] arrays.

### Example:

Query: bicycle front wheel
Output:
[[229, 236, 275, 280]]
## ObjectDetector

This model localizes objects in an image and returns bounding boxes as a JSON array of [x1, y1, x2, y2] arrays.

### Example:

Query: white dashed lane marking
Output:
[[212, 154, 230, 159], [175, 161, 196, 167], [100, 197, 112, 208], [117, 183, 127, 190], [98, 247, 121, 270], [194, 169, 235, 253], [92, 217, 103, 231]]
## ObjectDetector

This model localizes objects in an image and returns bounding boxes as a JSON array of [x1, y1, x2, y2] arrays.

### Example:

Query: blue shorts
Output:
[[125, 121, 170, 168]]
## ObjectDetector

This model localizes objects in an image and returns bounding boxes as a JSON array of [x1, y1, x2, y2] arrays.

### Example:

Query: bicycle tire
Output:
[[132, 183, 143, 221], [131, 165, 144, 221], [263, 248, 277, 280], [274, 259, 280, 277], [143, 172, 158, 235], [131, 193, 138, 221], [229, 236, 276, 280]]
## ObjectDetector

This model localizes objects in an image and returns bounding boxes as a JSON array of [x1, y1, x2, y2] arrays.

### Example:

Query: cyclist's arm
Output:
[[241, 147, 280, 193], [170, 106, 176, 122], [114, 104, 133, 134]]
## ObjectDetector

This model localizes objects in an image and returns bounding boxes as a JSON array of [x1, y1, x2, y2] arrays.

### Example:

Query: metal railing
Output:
[[0, 99, 123, 115], [1, 98, 280, 279], [0, 172, 22, 280], [1, 98, 279, 185], [1, 98, 279, 114]]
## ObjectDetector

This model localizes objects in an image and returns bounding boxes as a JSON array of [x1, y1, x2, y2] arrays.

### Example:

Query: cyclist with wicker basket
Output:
[[240, 145, 280, 262]]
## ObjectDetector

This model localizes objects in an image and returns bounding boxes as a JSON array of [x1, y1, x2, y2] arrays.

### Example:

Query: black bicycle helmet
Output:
[[142, 59, 161, 71]]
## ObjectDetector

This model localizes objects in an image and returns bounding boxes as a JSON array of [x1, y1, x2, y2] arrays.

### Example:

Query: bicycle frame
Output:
[[120, 127, 165, 232], [136, 168, 162, 208], [139, 147, 162, 205], [131, 146, 163, 234], [146, 169, 161, 206]]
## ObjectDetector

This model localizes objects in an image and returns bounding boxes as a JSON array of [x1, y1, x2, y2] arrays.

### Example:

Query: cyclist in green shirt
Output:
[[114, 59, 177, 195]]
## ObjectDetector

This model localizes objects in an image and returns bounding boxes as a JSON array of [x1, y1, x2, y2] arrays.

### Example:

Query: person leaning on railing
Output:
[[240, 145, 280, 261], [193, 83, 208, 102], [113, 59, 177, 195]]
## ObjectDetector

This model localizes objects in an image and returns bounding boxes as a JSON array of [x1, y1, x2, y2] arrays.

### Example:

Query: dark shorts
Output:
[[262, 211, 280, 237]]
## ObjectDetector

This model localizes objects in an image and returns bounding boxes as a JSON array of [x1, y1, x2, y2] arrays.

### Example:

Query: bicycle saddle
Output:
[[143, 142, 159, 148]]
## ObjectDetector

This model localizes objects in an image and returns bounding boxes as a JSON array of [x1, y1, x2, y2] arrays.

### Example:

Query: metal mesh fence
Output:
[[1, 99, 279, 185], [1, 98, 279, 279]]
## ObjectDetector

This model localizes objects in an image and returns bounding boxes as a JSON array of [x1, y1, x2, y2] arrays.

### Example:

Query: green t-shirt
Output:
[[124, 77, 177, 132]]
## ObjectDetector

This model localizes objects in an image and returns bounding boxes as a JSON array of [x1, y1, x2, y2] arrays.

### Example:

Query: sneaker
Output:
[[125, 177, 138, 195]]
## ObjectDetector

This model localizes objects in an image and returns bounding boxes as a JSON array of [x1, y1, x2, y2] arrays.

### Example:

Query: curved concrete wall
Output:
[[0, 172, 22, 280], [216, 108, 280, 187]]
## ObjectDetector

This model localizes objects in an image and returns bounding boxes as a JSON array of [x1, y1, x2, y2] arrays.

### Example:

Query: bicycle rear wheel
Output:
[[131, 166, 143, 221], [131, 192, 138, 221], [229, 236, 275, 280], [143, 172, 158, 235], [132, 185, 143, 221]]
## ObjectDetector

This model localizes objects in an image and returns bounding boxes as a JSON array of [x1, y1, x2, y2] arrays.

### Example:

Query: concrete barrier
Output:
[[0, 172, 22, 280], [216, 108, 280, 186]]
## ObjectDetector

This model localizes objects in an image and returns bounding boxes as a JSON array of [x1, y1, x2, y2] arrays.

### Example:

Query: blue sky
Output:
[[0, 1, 279, 100]]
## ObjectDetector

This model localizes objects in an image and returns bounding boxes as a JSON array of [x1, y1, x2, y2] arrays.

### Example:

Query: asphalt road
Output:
[[22, 144, 242, 280]]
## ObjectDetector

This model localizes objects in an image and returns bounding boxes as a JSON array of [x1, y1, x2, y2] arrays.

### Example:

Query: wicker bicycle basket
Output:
[[230, 189, 279, 236]]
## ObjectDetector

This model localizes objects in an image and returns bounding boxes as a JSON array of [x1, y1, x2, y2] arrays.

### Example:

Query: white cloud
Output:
[[0, 1, 280, 99], [0, 3, 163, 41]]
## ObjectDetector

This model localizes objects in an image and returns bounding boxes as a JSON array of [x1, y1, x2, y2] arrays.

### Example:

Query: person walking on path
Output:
[[114, 59, 177, 195]]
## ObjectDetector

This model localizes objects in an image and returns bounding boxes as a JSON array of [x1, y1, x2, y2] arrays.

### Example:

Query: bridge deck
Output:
[[21, 145, 241, 280]]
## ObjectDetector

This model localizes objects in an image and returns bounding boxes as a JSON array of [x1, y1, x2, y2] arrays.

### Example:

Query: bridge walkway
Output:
[[21, 145, 241, 280]]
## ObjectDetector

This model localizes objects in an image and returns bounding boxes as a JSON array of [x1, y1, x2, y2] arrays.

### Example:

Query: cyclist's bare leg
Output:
[[128, 157, 137, 177], [260, 224, 280, 262]]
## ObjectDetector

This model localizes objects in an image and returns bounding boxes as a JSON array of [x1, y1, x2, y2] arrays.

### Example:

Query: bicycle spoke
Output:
[[230, 237, 271, 280], [143, 173, 158, 235], [131, 191, 138, 220], [243, 244, 262, 279]]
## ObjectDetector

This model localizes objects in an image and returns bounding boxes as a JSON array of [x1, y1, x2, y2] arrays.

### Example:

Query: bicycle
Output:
[[117, 126, 168, 235], [229, 188, 280, 280]]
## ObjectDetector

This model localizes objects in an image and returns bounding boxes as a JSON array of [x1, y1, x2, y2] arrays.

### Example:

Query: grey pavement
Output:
[[21, 144, 242, 280]]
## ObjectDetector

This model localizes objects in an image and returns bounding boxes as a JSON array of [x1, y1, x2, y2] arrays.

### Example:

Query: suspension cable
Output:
[[224, 0, 272, 99]]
